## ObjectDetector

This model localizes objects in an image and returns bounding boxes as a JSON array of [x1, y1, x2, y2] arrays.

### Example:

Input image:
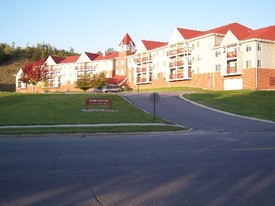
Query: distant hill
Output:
[[0, 42, 79, 91], [0, 57, 26, 91]]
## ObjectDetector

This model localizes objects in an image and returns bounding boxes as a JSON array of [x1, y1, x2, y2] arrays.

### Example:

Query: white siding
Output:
[[190, 35, 216, 74]]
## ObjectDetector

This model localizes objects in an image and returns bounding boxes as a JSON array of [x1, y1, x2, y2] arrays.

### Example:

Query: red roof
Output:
[[60, 55, 80, 64], [95, 52, 119, 60], [142, 40, 168, 50], [177, 28, 204, 39], [203, 22, 253, 40], [119, 33, 135, 46], [50, 56, 65, 64], [244, 25, 275, 41], [85, 52, 100, 61], [108, 75, 127, 85]]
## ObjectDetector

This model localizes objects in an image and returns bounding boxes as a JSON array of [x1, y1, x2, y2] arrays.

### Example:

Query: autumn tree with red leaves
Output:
[[20, 59, 48, 92]]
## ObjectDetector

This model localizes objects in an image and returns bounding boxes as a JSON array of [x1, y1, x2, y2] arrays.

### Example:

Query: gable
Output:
[[45, 56, 59, 65], [16, 68, 23, 77], [169, 28, 185, 44], [77, 52, 92, 63], [119, 33, 135, 46], [136, 40, 148, 53], [220, 30, 239, 46]]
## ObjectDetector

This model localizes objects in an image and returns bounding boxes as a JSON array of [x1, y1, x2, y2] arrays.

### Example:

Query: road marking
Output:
[[233, 147, 275, 152]]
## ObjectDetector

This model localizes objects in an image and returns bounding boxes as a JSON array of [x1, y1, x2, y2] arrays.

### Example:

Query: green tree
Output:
[[91, 72, 108, 89], [74, 74, 92, 92]]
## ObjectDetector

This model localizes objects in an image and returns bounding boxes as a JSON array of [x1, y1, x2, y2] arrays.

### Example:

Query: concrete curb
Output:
[[0, 123, 182, 129], [179, 94, 275, 125]]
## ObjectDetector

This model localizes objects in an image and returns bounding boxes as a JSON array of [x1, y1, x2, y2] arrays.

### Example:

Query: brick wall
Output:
[[258, 68, 275, 90], [243, 68, 256, 90]]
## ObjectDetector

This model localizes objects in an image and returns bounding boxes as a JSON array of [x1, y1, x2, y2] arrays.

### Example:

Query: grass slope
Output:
[[184, 90, 275, 121], [0, 57, 26, 91], [0, 93, 168, 126]]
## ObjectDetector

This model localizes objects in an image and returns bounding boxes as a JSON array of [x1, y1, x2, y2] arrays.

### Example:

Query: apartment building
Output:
[[129, 23, 275, 91], [16, 22, 275, 92]]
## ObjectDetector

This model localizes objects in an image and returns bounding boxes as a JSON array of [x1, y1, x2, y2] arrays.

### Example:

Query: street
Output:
[[1, 92, 275, 205]]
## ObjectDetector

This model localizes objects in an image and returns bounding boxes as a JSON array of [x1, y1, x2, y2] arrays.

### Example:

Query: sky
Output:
[[1, 0, 275, 53]]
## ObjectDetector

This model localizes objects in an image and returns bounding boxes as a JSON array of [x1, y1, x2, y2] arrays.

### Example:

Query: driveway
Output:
[[1, 92, 275, 206], [121, 92, 275, 132]]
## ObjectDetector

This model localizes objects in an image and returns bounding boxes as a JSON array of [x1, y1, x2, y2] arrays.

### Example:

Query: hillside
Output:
[[0, 57, 26, 91], [0, 42, 79, 92]]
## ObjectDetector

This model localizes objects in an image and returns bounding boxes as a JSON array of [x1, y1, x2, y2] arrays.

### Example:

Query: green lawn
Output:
[[0, 92, 185, 134], [184, 90, 275, 122], [0, 92, 168, 125]]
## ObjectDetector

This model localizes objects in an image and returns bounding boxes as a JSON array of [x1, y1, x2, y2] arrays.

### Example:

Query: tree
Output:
[[91, 72, 108, 89], [74, 72, 108, 92], [19, 59, 48, 93], [74, 74, 92, 92]]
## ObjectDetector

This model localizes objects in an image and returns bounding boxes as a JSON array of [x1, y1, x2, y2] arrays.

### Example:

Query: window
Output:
[[257, 43, 262, 52], [121, 60, 124, 66], [197, 41, 200, 47], [215, 50, 221, 57], [246, 45, 251, 52], [215, 64, 221, 72], [246, 60, 252, 68], [257, 60, 262, 68]]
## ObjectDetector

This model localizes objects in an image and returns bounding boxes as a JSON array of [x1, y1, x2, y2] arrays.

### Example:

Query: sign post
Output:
[[149, 93, 160, 120]]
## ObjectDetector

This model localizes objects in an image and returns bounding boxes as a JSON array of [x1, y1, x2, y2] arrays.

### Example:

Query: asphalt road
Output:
[[121, 92, 275, 132], [0, 92, 275, 206]]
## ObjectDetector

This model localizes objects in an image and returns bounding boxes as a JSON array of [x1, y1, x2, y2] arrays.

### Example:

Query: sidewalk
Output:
[[0, 123, 183, 129]]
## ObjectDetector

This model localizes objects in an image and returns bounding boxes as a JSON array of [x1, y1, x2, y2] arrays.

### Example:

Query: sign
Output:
[[149, 93, 160, 120], [149, 92, 160, 104], [85, 98, 112, 110]]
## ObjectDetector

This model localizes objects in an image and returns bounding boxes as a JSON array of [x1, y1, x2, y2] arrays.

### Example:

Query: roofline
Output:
[[240, 38, 275, 44]]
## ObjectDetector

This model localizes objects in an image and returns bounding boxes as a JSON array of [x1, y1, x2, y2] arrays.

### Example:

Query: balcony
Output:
[[136, 58, 142, 64], [226, 67, 238, 74], [177, 48, 184, 54], [169, 73, 184, 80], [177, 47, 192, 54], [169, 68, 192, 81], [48, 75, 55, 79], [227, 51, 237, 58], [136, 67, 141, 73], [177, 60, 184, 67], [167, 50, 176, 56], [143, 57, 152, 62], [136, 77, 151, 84], [169, 62, 176, 67], [136, 56, 152, 64]]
